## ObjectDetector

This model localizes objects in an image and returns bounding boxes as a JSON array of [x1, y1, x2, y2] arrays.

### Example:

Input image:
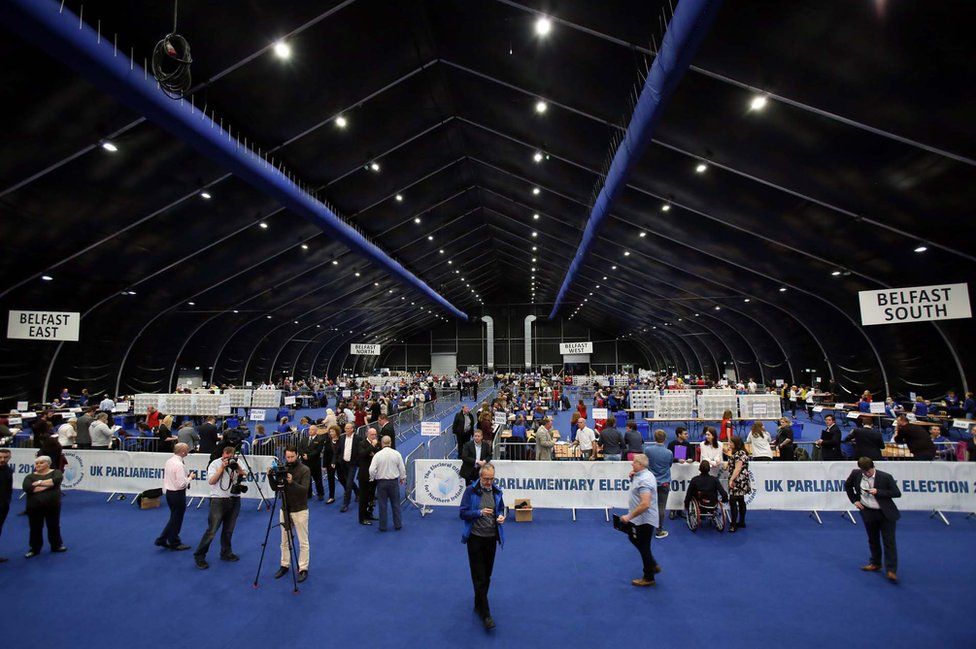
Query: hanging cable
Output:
[[151, 0, 192, 99]]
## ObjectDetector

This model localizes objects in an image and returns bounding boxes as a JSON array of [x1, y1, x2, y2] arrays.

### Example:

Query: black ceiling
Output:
[[0, 0, 973, 401]]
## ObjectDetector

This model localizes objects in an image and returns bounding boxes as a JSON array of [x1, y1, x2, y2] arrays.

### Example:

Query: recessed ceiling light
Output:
[[661, 204, 670, 212], [414, 217, 421, 224], [273, 41, 291, 60], [232, 309, 238, 313], [127, 291, 136, 295], [355, 272, 361, 277], [694, 313, 700, 316], [301, 243, 308, 250], [448, 260, 453, 265], [714, 306, 721, 310], [395, 194, 403, 202], [535, 16, 552, 36], [533, 213, 540, 220], [695, 163, 708, 173], [779, 287, 787, 292], [532, 258, 537, 262], [750, 95, 768, 111], [259, 222, 269, 229], [533, 152, 543, 163], [531, 231, 538, 237], [370, 161, 380, 172], [427, 235, 434, 241], [267, 315, 272, 319], [611, 266, 617, 270], [744, 298, 751, 303], [831, 270, 842, 276], [914, 245, 928, 253], [638, 231, 646, 238], [41, 275, 53, 281], [603, 276, 608, 280], [200, 191, 212, 200], [374, 282, 379, 287], [439, 249, 444, 254], [535, 100, 548, 114], [335, 115, 347, 128], [101, 141, 118, 152], [532, 187, 540, 195], [532, 246, 537, 251], [188, 301, 195, 306], [332, 259, 339, 265], [623, 251, 631, 256]]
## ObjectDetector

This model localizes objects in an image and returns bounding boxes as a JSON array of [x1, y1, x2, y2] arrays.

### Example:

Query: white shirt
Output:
[[99, 398, 115, 411], [343, 434, 354, 462], [207, 457, 237, 498], [576, 426, 596, 451], [860, 473, 880, 509], [747, 381, 757, 393], [750, 432, 773, 458], [369, 446, 406, 481], [700, 442, 724, 468], [57, 423, 76, 447], [163, 454, 191, 492], [475, 443, 483, 463]]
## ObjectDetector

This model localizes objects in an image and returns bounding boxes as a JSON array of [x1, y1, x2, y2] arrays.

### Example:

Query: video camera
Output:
[[269, 464, 289, 488]]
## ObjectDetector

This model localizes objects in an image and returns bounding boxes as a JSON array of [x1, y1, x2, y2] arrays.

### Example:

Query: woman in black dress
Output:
[[24, 455, 67, 558]]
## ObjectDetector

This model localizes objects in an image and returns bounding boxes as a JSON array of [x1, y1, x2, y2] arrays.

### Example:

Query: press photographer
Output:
[[269, 446, 311, 583], [193, 446, 248, 570]]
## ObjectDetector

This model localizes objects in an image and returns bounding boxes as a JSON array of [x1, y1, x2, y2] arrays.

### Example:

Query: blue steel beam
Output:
[[0, 0, 467, 321], [549, 0, 723, 318]]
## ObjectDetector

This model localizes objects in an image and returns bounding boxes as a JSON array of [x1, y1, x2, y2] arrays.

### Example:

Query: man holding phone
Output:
[[459, 463, 505, 631], [844, 457, 901, 582]]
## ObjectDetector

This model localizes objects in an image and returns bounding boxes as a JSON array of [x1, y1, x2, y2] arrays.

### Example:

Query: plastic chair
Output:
[[615, 411, 628, 428], [637, 421, 650, 440]]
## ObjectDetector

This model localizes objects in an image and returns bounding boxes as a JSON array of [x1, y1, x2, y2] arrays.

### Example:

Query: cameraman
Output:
[[193, 446, 247, 570], [270, 446, 311, 583]]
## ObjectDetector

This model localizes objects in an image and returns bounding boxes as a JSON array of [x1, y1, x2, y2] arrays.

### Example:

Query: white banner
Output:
[[350, 343, 381, 356], [559, 341, 593, 355], [7, 310, 80, 341], [858, 283, 971, 326], [414, 460, 976, 512], [9, 449, 274, 499]]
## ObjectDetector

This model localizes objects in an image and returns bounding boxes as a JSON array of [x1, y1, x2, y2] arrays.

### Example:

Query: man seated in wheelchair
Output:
[[684, 461, 729, 528]]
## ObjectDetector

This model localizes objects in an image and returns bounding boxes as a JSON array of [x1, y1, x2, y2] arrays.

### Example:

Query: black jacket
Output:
[[845, 468, 901, 521], [820, 424, 843, 460], [460, 440, 493, 481], [452, 410, 476, 443], [684, 473, 728, 508], [894, 423, 936, 460], [356, 438, 379, 473], [844, 427, 884, 461], [624, 429, 644, 453], [0, 464, 13, 506], [379, 422, 396, 449], [197, 422, 219, 454], [335, 434, 359, 467]]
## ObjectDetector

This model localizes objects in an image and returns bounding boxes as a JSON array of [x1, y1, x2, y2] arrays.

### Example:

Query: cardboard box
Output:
[[140, 496, 161, 510], [514, 498, 533, 522]]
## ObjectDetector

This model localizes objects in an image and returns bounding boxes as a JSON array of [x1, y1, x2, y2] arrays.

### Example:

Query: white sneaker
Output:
[[655, 530, 669, 539]]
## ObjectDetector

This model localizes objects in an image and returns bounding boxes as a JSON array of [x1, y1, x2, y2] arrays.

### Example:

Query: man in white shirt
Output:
[[369, 436, 406, 532], [89, 413, 114, 449], [56, 418, 77, 448], [337, 423, 359, 512], [99, 395, 115, 413], [156, 442, 191, 551], [194, 446, 246, 569], [575, 418, 597, 460]]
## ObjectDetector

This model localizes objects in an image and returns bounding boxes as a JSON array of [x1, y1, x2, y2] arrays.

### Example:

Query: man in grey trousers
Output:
[[368, 436, 406, 531]]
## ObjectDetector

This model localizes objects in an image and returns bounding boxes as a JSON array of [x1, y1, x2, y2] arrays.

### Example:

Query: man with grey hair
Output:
[[369, 435, 406, 531], [177, 420, 199, 451], [619, 453, 661, 587], [156, 442, 192, 551], [89, 412, 114, 450]]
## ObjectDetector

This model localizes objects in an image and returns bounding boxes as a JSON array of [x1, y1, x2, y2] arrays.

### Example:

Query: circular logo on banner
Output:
[[423, 462, 464, 504], [745, 470, 758, 505], [62, 451, 85, 489]]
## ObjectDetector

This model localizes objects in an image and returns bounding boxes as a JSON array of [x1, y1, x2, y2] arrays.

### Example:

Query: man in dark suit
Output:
[[460, 429, 493, 484], [356, 428, 380, 525], [893, 415, 936, 460], [197, 416, 220, 456], [377, 413, 396, 450], [845, 419, 884, 460], [336, 423, 359, 513], [452, 405, 476, 452], [845, 457, 901, 582], [816, 414, 843, 460]]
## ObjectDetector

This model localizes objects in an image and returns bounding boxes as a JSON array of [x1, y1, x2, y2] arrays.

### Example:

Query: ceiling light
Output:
[[427, 235, 434, 241], [232, 309, 238, 313], [301, 243, 308, 250], [611, 266, 617, 270], [535, 16, 552, 36], [831, 270, 842, 276], [695, 163, 708, 173], [532, 188, 542, 196], [187, 301, 195, 306], [200, 191, 212, 200], [101, 141, 118, 152], [447, 260, 453, 265], [370, 161, 380, 172], [531, 231, 538, 237], [744, 298, 751, 303], [603, 276, 608, 280], [395, 194, 403, 202], [355, 272, 361, 277], [41, 275, 53, 281], [535, 100, 548, 114], [335, 115, 347, 128], [623, 251, 631, 256], [414, 217, 421, 224], [374, 282, 379, 287], [779, 287, 787, 292], [914, 245, 928, 253], [127, 291, 136, 295], [332, 260, 339, 265], [259, 222, 269, 229], [639, 231, 646, 238], [661, 203, 671, 212], [532, 246, 537, 251], [533, 213, 540, 220], [273, 41, 291, 60], [439, 249, 444, 254], [532, 258, 537, 262], [267, 316, 272, 319], [533, 152, 543, 163], [294, 321, 299, 325], [694, 313, 699, 316], [714, 306, 721, 311], [749, 95, 768, 111]]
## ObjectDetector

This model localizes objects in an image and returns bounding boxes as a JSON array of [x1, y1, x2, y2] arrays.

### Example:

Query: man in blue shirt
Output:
[[620, 454, 660, 586], [642, 429, 673, 539]]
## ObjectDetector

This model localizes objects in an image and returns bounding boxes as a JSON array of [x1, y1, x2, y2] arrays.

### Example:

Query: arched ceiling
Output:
[[0, 0, 973, 402]]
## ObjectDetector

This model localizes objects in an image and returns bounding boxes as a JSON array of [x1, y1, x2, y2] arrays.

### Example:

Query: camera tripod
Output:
[[253, 476, 300, 593], [226, 436, 270, 510]]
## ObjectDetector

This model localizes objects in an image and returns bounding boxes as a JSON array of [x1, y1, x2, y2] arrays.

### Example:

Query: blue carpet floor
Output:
[[1, 488, 973, 648]]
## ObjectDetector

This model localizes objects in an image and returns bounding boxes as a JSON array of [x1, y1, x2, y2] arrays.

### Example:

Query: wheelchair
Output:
[[686, 496, 728, 533]]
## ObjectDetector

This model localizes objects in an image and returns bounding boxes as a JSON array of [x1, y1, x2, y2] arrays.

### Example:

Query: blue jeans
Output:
[[375, 479, 402, 531], [604, 454, 622, 462], [194, 497, 241, 560]]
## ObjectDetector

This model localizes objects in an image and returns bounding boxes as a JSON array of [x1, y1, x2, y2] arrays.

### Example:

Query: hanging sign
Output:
[[7, 310, 80, 341], [592, 408, 609, 421], [858, 283, 971, 326], [559, 341, 593, 355], [350, 343, 381, 355], [249, 409, 267, 421]]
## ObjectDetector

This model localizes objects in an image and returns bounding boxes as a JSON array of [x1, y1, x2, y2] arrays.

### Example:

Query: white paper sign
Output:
[[250, 409, 266, 421], [21, 412, 37, 419], [284, 396, 296, 405], [774, 379, 784, 387], [16, 401, 28, 411], [592, 408, 609, 421], [834, 403, 845, 410], [493, 412, 507, 428], [951, 419, 971, 429], [813, 406, 824, 413], [869, 402, 886, 414], [350, 343, 381, 356], [218, 404, 231, 416], [7, 310, 80, 341], [858, 283, 971, 326], [752, 404, 768, 416], [847, 411, 861, 420], [8, 417, 22, 426], [559, 341, 593, 355], [421, 421, 441, 437], [342, 389, 352, 398]]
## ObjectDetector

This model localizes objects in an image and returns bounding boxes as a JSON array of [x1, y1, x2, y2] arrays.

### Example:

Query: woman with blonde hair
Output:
[[156, 415, 177, 453]]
